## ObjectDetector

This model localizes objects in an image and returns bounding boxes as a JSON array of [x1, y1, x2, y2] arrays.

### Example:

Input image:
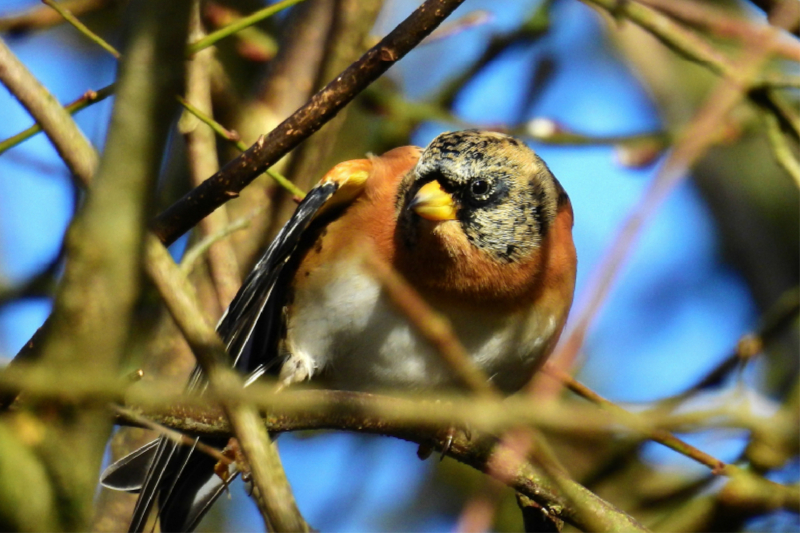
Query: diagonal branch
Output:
[[151, 0, 468, 245]]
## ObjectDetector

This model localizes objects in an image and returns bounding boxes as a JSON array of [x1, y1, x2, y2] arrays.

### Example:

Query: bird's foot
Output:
[[417, 424, 471, 461], [215, 438, 244, 485], [276, 352, 315, 391]]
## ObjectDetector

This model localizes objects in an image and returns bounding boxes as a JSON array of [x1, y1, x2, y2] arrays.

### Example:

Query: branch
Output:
[[363, 252, 497, 396], [151, 0, 469, 246], [761, 105, 800, 187], [182, 3, 241, 310], [179, 208, 262, 276], [0, 0, 299, 158], [178, 96, 304, 197], [542, 365, 731, 475], [109, 391, 648, 533], [186, 0, 306, 56], [42, 0, 121, 59]]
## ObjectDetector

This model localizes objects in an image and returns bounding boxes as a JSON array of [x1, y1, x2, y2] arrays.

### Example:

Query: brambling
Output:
[[101, 130, 577, 531]]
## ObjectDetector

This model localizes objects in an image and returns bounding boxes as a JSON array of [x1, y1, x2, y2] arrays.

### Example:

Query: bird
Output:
[[100, 129, 577, 532]]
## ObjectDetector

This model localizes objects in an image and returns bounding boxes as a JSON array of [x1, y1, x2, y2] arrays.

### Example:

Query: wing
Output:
[[100, 160, 374, 532]]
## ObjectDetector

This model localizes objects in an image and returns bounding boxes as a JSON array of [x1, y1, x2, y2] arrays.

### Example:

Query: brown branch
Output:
[[110, 405, 232, 467], [542, 365, 734, 476], [151, 0, 468, 246], [6, 356, 794, 523]]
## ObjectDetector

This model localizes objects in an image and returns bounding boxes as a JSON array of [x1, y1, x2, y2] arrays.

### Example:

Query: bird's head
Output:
[[397, 129, 568, 264]]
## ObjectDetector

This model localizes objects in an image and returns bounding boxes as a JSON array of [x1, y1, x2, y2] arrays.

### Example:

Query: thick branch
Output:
[[0, 2, 191, 529]]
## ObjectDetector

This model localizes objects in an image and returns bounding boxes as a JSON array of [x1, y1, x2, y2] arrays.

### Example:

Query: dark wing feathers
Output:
[[221, 180, 339, 372], [101, 182, 340, 532]]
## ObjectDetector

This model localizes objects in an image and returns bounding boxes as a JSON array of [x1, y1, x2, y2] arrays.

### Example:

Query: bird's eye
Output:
[[470, 179, 491, 197]]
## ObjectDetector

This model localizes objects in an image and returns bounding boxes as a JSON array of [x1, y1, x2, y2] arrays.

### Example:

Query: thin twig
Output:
[[659, 286, 800, 404], [41, 0, 121, 58], [111, 405, 232, 466], [178, 96, 305, 198], [0, 84, 115, 156], [541, 365, 734, 476], [0, 0, 109, 33], [0, 0, 305, 158], [523, 117, 669, 147], [179, 209, 262, 275], [186, 0, 307, 57], [761, 106, 800, 188], [0, 35, 99, 186], [360, 253, 587, 528], [362, 252, 497, 397], [547, 0, 800, 391], [580, 0, 737, 79], [203, 4, 278, 61]]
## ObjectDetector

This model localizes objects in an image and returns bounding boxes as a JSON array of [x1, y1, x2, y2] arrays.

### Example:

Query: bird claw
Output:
[[439, 427, 455, 461], [416, 425, 470, 461], [276, 352, 314, 391]]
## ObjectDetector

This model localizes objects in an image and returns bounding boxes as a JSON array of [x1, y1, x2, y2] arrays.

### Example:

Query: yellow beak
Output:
[[410, 180, 457, 221]]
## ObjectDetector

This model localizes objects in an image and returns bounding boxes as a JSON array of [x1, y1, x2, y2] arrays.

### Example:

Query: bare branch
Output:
[[152, 0, 469, 245]]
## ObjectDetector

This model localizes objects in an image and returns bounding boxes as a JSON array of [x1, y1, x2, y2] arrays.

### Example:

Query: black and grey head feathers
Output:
[[398, 130, 566, 263]]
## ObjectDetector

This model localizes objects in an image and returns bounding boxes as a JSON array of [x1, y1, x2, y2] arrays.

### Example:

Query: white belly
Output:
[[285, 258, 559, 394]]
